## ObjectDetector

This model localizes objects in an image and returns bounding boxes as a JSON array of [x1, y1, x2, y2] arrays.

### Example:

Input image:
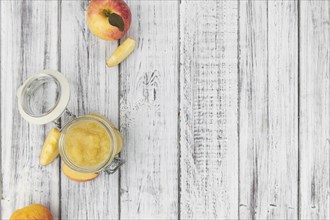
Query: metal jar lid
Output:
[[17, 70, 70, 124]]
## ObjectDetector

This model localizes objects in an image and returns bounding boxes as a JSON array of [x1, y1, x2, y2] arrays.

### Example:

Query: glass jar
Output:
[[17, 69, 124, 174]]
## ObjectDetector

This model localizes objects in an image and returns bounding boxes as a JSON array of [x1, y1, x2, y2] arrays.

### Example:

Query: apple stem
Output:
[[103, 9, 112, 18]]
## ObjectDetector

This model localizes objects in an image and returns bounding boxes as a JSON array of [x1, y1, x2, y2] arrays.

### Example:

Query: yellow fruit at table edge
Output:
[[39, 128, 60, 166], [107, 38, 136, 67], [10, 204, 53, 220]]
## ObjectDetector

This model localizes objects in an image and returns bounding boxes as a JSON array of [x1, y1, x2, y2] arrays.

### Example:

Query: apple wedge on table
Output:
[[39, 128, 60, 166], [107, 38, 136, 67], [62, 163, 99, 182]]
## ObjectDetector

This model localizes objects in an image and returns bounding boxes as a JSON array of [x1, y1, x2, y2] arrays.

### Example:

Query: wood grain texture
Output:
[[180, 1, 238, 219], [0, 1, 60, 219], [119, 0, 179, 219], [299, 1, 330, 219], [267, 2, 298, 219], [60, 1, 119, 219], [239, 1, 298, 219]]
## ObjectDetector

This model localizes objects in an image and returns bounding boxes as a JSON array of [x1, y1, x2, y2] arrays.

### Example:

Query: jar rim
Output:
[[20, 73, 61, 117], [17, 70, 70, 125], [58, 115, 117, 173]]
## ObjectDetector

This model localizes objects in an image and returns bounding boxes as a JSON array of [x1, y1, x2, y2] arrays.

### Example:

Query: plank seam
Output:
[[177, 0, 181, 219], [298, 2, 301, 219], [118, 38, 121, 220], [266, 3, 270, 217], [0, 0, 2, 214], [58, 0, 62, 219], [237, 0, 241, 219]]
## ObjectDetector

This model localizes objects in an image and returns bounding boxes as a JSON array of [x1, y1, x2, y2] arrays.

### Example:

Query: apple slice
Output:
[[40, 128, 60, 166], [106, 38, 136, 67], [62, 163, 99, 182]]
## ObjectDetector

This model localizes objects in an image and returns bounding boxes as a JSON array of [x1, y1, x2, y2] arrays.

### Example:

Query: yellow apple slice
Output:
[[107, 38, 136, 67], [39, 128, 61, 166], [62, 163, 99, 182]]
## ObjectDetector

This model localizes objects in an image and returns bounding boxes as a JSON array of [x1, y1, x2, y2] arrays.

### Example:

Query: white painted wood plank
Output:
[[180, 1, 238, 219], [239, 1, 299, 219], [60, 1, 119, 219], [239, 3, 268, 216], [267, 2, 299, 219], [299, 1, 330, 219], [119, 0, 179, 219], [0, 1, 60, 219]]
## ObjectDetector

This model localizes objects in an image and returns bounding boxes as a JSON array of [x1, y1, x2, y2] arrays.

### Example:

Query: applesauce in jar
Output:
[[59, 114, 123, 173], [63, 120, 112, 168]]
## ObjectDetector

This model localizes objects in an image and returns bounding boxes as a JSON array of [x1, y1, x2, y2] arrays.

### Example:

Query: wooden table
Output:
[[1, 0, 329, 219]]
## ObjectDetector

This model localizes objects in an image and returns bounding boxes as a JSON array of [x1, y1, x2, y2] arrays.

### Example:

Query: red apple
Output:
[[87, 0, 132, 41]]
